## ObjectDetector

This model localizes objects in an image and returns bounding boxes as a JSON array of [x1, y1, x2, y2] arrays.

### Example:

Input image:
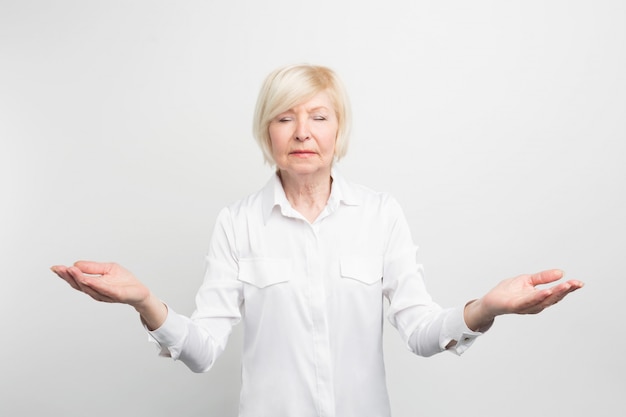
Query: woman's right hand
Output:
[[51, 261, 150, 306], [51, 261, 167, 330]]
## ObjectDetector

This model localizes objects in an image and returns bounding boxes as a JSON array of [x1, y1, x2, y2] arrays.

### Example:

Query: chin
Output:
[[280, 164, 331, 177]]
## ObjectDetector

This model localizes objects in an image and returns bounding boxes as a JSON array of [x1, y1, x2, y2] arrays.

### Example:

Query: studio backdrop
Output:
[[2, 1, 624, 416]]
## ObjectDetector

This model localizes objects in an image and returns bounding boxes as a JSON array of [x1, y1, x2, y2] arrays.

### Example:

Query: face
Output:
[[268, 91, 339, 179]]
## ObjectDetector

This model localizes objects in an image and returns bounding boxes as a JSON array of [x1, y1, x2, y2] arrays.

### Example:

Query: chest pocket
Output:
[[237, 258, 292, 288], [340, 256, 383, 285]]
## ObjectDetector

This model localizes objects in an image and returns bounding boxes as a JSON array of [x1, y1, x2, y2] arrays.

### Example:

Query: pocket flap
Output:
[[238, 258, 291, 288], [340, 256, 383, 284]]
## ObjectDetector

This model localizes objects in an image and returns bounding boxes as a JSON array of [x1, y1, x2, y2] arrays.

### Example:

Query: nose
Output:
[[295, 119, 310, 142]]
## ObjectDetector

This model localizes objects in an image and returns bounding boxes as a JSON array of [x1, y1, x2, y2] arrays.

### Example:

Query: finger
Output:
[[541, 280, 584, 306], [67, 266, 120, 302], [567, 279, 585, 290], [52, 265, 116, 302], [86, 289, 116, 303], [515, 289, 554, 314], [66, 266, 93, 292], [520, 280, 584, 314], [78, 283, 116, 303], [529, 269, 564, 287], [67, 266, 109, 296], [51, 265, 82, 291]]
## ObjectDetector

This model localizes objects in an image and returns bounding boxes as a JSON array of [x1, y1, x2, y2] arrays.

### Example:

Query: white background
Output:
[[2, 1, 624, 416]]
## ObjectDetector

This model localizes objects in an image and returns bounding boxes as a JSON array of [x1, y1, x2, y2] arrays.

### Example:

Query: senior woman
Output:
[[51, 64, 583, 417]]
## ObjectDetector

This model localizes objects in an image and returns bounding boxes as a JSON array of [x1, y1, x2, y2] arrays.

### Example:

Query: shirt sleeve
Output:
[[381, 196, 484, 357], [145, 207, 244, 373]]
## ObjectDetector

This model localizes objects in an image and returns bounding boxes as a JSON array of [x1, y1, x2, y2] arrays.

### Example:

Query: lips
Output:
[[290, 150, 316, 156]]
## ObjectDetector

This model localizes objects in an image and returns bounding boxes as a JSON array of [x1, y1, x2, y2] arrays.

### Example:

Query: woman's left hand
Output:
[[464, 269, 584, 331]]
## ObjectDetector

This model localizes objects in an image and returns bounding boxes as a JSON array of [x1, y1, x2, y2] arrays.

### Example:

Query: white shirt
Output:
[[149, 170, 482, 417]]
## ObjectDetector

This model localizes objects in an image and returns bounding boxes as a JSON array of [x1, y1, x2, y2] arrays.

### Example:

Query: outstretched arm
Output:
[[50, 261, 168, 330], [463, 269, 584, 332]]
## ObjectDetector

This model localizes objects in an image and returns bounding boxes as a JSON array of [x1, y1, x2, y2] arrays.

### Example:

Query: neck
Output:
[[278, 169, 333, 222]]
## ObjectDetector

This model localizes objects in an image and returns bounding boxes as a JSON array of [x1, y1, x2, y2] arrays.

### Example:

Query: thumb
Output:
[[73, 260, 116, 275], [529, 269, 564, 286]]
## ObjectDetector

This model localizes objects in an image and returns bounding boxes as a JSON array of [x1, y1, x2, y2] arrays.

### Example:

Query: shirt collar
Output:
[[261, 167, 362, 224]]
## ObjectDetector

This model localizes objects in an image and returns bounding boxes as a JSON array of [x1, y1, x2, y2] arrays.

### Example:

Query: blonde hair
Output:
[[252, 64, 352, 165]]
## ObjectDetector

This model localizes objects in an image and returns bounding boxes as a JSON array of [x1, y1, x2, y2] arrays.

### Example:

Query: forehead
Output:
[[287, 91, 335, 112]]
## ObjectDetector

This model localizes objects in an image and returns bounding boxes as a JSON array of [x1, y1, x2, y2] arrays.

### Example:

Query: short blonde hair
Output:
[[252, 64, 352, 165]]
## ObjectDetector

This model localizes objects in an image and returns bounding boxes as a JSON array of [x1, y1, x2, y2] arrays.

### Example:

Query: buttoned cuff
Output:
[[144, 305, 188, 360], [440, 306, 484, 355]]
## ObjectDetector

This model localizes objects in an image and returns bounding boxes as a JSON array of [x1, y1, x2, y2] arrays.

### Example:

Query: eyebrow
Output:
[[276, 106, 331, 117], [308, 106, 330, 113]]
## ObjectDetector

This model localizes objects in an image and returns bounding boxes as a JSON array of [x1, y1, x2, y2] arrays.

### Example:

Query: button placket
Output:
[[306, 223, 335, 416]]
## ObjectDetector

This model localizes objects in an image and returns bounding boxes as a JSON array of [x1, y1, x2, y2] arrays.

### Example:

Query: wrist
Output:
[[131, 291, 156, 312], [464, 298, 495, 332], [133, 293, 168, 331]]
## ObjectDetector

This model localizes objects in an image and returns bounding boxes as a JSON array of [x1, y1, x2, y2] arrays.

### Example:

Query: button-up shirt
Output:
[[149, 169, 482, 417]]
